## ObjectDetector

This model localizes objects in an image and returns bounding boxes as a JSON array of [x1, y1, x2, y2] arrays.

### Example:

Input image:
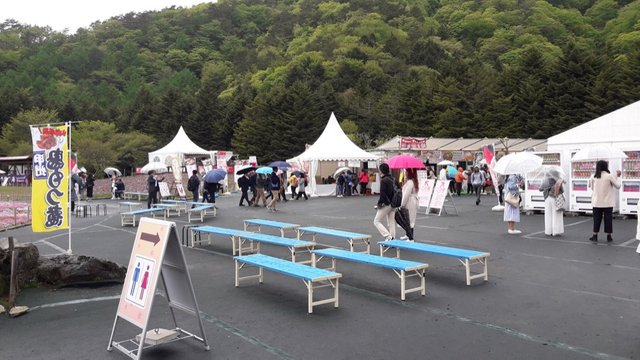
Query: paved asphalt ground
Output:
[[1, 192, 639, 360]]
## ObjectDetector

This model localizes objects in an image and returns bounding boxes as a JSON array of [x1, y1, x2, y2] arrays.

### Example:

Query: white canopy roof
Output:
[[547, 100, 640, 149], [288, 113, 379, 162], [149, 126, 210, 158]]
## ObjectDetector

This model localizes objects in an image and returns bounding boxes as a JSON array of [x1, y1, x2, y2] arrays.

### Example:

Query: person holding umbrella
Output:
[[267, 167, 281, 212], [538, 167, 565, 236], [399, 168, 419, 240], [187, 170, 201, 206], [589, 160, 621, 243], [237, 172, 252, 206]]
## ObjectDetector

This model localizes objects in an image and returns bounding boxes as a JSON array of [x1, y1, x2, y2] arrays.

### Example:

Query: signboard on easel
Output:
[[158, 182, 171, 198], [428, 180, 457, 216], [418, 178, 435, 209], [175, 183, 186, 199], [108, 218, 209, 359]]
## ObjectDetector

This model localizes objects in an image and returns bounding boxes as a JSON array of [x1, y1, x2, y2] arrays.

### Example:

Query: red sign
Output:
[[400, 137, 427, 149]]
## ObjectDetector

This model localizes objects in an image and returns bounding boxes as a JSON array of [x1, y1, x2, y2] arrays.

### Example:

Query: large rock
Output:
[[36, 255, 126, 287], [0, 242, 40, 296], [9, 305, 28, 317]]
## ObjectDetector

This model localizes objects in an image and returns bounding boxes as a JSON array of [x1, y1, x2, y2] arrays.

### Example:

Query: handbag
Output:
[[555, 193, 565, 210], [504, 192, 520, 207]]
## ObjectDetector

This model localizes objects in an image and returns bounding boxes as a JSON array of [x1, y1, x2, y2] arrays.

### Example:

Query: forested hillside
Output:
[[1, 0, 639, 164]]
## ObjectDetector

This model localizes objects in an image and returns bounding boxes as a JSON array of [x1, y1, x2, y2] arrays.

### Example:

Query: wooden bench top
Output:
[[379, 240, 490, 260], [298, 226, 371, 239], [238, 233, 314, 248], [313, 248, 427, 271], [235, 254, 340, 282], [244, 219, 300, 229]]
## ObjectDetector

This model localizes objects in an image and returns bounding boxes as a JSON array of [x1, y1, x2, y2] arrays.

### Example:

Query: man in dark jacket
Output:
[[238, 173, 252, 206], [267, 167, 280, 212], [187, 170, 201, 206], [373, 163, 396, 240]]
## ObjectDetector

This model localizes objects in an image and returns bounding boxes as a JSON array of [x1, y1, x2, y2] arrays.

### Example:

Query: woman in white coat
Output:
[[400, 168, 419, 240]]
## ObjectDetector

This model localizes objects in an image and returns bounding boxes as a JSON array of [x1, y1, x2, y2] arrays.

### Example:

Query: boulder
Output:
[[0, 304, 5, 314], [9, 305, 28, 317], [36, 255, 126, 287], [0, 242, 40, 296]]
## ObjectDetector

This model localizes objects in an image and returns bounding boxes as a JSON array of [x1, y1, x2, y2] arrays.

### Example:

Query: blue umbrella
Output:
[[256, 167, 274, 175], [269, 161, 291, 169], [204, 169, 227, 183]]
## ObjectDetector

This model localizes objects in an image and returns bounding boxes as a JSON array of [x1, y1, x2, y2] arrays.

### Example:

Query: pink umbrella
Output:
[[387, 155, 426, 169]]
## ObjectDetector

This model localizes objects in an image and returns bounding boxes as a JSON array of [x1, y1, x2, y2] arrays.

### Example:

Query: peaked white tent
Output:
[[547, 100, 640, 149], [148, 126, 212, 166], [287, 112, 379, 196]]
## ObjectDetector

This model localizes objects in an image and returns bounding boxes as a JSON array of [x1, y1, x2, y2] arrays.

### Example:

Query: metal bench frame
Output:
[[235, 254, 341, 314], [312, 249, 426, 300], [188, 205, 216, 223], [243, 219, 300, 237]]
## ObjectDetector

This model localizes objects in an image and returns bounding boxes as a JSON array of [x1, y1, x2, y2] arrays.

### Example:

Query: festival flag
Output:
[[483, 144, 500, 195], [30, 124, 70, 232]]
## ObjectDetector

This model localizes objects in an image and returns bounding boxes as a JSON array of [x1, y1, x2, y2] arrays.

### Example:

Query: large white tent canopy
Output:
[[148, 126, 212, 166], [288, 112, 379, 196], [547, 100, 640, 150]]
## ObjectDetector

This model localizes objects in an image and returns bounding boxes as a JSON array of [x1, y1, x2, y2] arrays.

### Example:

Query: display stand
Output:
[[107, 218, 209, 359], [175, 183, 187, 200], [427, 180, 458, 216], [158, 182, 172, 200]]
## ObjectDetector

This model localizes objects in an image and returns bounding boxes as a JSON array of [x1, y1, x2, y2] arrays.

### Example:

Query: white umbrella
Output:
[[334, 166, 351, 178], [104, 167, 122, 177], [493, 152, 543, 175], [141, 162, 168, 174], [437, 160, 455, 166], [571, 145, 628, 162]]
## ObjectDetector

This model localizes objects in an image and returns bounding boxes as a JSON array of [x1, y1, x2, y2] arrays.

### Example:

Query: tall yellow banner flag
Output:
[[30, 124, 69, 232]]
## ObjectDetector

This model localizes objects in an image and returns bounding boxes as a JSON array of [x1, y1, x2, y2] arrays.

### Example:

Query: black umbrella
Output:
[[292, 170, 305, 176], [236, 166, 257, 175], [394, 207, 413, 240]]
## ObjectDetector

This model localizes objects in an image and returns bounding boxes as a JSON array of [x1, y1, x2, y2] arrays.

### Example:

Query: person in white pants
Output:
[[373, 163, 396, 240]]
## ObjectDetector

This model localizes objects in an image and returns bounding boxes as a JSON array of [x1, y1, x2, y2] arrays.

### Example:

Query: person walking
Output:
[[336, 173, 345, 197], [296, 174, 309, 200], [70, 171, 85, 212], [400, 168, 419, 240], [358, 171, 369, 196], [470, 166, 485, 205], [187, 170, 200, 206], [589, 160, 621, 243], [238, 173, 252, 206], [540, 171, 564, 236], [204, 180, 218, 204], [289, 173, 298, 200], [249, 170, 257, 204], [454, 167, 466, 196], [503, 174, 523, 234], [267, 167, 281, 212], [373, 163, 397, 240], [254, 173, 268, 207]]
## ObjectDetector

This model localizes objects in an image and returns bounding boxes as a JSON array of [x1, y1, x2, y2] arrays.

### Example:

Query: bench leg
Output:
[[401, 270, 406, 301], [307, 280, 313, 314], [465, 259, 471, 286], [334, 278, 340, 308], [235, 260, 239, 287]]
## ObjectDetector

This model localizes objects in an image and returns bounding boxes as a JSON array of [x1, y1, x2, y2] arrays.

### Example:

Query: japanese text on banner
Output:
[[30, 125, 69, 232]]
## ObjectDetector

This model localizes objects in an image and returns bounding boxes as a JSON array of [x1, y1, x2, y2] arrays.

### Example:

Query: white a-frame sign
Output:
[[107, 218, 209, 359]]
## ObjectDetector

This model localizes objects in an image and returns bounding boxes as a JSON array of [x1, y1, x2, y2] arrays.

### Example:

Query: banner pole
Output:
[[67, 122, 72, 255]]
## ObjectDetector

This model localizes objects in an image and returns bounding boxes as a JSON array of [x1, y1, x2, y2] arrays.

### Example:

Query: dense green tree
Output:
[[0, 108, 59, 155]]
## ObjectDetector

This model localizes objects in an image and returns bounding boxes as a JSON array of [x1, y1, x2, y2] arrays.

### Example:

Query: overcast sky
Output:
[[3, 1, 210, 33]]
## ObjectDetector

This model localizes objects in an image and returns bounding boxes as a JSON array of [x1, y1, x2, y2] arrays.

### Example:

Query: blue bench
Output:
[[298, 226, 372, 253], [379, 240, 490, 286], [312, 248, 427, 300], [234, 254, 341, 314], [120, 207, 165, 227], [153, 203, 182, 217], [244, 219, 300, 237], [119, 201, 142, 212], [237, 233, 316, 263], [188, 205, 215, 223], [189, 226, 252, 253], [124, 191, 147, 200], [162, 199, 190, 212]]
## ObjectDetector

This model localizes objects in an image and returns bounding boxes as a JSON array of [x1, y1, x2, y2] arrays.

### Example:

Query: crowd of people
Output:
[[233, 167, 310, 212]]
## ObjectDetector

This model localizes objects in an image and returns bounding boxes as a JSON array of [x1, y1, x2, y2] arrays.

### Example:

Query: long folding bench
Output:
[[153, 203, 181, 217], [243, 219, 300, 237], [379, 240, 490, 286], [189, 226, 252, 253], [124, 191, 147, 200], [234, 254, 341, 314], [188, 205, 215, 223], [120, 208, 165, 227], [189, 202, 218, 218], [237, 233, 316, 263], [312, 248, 427, 300], [298, 226, 372, 253]]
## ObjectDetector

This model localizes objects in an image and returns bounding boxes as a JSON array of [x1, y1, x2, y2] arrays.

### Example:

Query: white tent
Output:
[[547, 100, 640, 150], [148, 126, 212, 167], [287, 112, 379, 196]]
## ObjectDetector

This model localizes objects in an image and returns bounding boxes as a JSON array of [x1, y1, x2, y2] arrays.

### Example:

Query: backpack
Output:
[[187, 176, 198, 192], [390, 180, 403, 208]]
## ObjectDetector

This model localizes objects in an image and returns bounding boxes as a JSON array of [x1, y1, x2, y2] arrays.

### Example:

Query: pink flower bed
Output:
[[0, 201, 31, 228]]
